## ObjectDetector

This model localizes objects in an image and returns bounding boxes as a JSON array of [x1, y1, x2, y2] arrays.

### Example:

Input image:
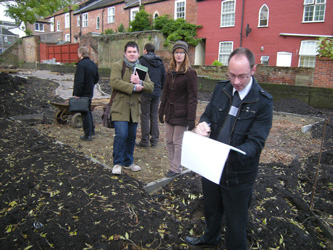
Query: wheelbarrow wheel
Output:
[[54, 110, 68, 124], [71, 113, 83, 128]]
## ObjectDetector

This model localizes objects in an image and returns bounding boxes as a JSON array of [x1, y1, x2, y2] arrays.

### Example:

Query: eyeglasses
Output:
[[227, 72, 250, 81], [174, 52, 185, 55]]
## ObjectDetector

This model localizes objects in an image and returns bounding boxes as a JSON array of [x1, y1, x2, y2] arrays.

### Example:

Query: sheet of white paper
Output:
[[181, 131, 246, 185]]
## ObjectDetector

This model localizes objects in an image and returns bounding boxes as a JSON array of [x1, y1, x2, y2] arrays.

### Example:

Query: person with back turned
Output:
[[185, 47, 273, 249], [73, 46, 99, 141], [136, 43, 166, 148]]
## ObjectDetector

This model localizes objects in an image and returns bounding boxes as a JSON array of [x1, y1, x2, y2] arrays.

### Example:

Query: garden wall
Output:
[[19, 62, 333, 110]]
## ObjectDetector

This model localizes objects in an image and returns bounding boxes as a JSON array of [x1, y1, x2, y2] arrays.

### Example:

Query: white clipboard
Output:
[[181, 131, 246, 185]]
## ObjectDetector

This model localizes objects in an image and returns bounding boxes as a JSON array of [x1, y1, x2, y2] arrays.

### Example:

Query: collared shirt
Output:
[[233, 77, 253, 100]]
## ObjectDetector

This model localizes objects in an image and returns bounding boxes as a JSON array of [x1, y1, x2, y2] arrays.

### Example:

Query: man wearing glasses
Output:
[[185, 47, 273, 249]]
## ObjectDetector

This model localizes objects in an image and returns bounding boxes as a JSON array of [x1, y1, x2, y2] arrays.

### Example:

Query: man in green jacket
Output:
[[110, 41, 154, 175]]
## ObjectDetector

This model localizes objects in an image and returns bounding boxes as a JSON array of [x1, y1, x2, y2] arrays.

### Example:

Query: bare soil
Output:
[[0, 72, 332, 249]]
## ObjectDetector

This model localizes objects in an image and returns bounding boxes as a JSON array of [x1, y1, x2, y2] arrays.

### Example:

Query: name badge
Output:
[[228, 106, 238, 117]]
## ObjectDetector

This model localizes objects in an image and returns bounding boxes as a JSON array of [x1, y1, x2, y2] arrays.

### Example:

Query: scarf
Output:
[[124, 57, 138, 69]]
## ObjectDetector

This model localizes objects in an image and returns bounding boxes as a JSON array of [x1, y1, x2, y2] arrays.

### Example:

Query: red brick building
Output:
[[196, 0, 333, 67], [38, 0, 198, 43]]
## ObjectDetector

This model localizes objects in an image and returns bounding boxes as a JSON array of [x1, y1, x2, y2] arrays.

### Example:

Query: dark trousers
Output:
[[81, 99, 94, 137], [139, 95, 160, 146], [201, 177, 254, 250]]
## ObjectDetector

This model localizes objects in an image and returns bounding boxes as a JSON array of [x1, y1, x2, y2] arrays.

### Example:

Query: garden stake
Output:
[[309, 119, 328, 210]]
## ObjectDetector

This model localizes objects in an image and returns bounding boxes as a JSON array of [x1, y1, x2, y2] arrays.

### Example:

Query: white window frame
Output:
[[276, 52, 292, 67], [221, 0, 236, 27], [153, 11, 159, 20], [258, 4, 269, 27], [65, 33, 70, 42], [298, 40, 319, 68], [108, 7, 115, 23], [175, 0, 186, 20], [82, 13, 88, 27], [35, 23, 44, 32], [218, 41, 233, 66], [130, 7, 139, 22], [65, 13, 70, 28], [4, 36, 8, 42], [303, 0, 326, 22], [50, 17, 54, 32], [96, 16, 100, 29], [57, 20, 60, 31], [77, 16, 80, 27]]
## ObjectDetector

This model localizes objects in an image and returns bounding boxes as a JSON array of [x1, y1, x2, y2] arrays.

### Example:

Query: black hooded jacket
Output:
[[139, 52, 166, 98]]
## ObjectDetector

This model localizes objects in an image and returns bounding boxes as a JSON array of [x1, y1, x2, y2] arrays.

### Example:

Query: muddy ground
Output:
[[0, 72, 332, 249]]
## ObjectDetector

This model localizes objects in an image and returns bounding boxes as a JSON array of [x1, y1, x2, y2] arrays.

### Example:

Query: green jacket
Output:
[[110, 60, 154, 123]]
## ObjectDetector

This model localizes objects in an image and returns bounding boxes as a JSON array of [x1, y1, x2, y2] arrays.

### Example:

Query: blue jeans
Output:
[[113, 121, 138, 167]]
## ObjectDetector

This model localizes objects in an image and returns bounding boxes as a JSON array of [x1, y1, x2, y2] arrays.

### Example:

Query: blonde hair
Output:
[[169, 49, 191, 73], [78, 46, 89, 57]]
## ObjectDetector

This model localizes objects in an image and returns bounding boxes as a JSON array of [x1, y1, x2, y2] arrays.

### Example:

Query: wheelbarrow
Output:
[[51, 100, 102, 128]]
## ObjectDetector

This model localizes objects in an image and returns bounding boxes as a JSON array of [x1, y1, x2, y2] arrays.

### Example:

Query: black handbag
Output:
[[68, 97, 90, 113]]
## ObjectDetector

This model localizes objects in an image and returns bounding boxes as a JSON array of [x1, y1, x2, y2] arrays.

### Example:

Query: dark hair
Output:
[[228, 47, 255, 68], [124, 41, 139, 52], [78, 46, 89, 57], [144, 43, 155, 53]]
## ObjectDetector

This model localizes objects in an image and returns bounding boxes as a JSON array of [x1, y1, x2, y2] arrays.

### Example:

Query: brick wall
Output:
[[313, 57, 333, 89], [193, 64, 316, 87]]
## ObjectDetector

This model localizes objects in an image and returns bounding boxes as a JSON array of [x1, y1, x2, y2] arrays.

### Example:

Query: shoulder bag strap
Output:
[[109, 61, 127, 105]]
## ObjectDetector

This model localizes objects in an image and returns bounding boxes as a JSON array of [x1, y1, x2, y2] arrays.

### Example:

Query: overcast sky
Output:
[[0, 4, 13, 22]]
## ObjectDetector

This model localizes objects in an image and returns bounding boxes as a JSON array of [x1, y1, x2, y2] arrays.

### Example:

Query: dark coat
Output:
[[199, 78, 273, 185], [73, 57, 99, 98], [139, 52, 166, 98], [159, 67, 198, 126]]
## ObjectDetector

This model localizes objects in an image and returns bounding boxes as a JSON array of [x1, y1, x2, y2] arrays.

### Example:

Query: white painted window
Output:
[[77, 16, 80, 27], [50, 17, 54, 32], [303, 0, 326, 22], [108, 7, 115, 23], [258, 4, 269, 27], [218, 41, 233, 66], [175, 0, 186, 20], [96, 17, 100, 29], [299, 40, 319, 67], [65, 13, 70, 28], [4, 36, 8, 42], [35, 23, 44, 32], [65, 33, 70, 42], [57, 20, 60, 31], [130, 7, 139, 21], [221, 0, 235, 27], [82, 13, 88, 27], [276, 52, 292, 67], [153, 11, 159, 20]]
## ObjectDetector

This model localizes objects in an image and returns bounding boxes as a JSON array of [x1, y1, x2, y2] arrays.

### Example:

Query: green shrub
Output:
[[130, 5, 151, 32], [317, 37, 333, 58], [212, 60, 223, 66], [117, 24, 125, 33]]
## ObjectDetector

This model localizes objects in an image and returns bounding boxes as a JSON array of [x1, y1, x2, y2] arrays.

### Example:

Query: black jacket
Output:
[[139, 52, 166, 98], [199, 78, 273, 185], [73, 57, 99, 98]]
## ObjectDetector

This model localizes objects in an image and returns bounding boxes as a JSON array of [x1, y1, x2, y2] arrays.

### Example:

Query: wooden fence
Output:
[[40, 43, 79, 64]]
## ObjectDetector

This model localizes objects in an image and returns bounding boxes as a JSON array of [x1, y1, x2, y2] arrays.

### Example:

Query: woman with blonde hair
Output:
[[159, 40, 198, 177]]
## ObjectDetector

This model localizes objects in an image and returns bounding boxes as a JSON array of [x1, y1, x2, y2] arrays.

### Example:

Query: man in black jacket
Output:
[[136, 43, 166, 147], [73, 46, 99, 141], [185, 47, 273, 249]]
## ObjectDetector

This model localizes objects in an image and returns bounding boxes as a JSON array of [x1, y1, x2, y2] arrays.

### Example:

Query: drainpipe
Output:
[[240, 0, 245, 47], [102, 8, 104, 33], [70, 10, 72, 43]]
